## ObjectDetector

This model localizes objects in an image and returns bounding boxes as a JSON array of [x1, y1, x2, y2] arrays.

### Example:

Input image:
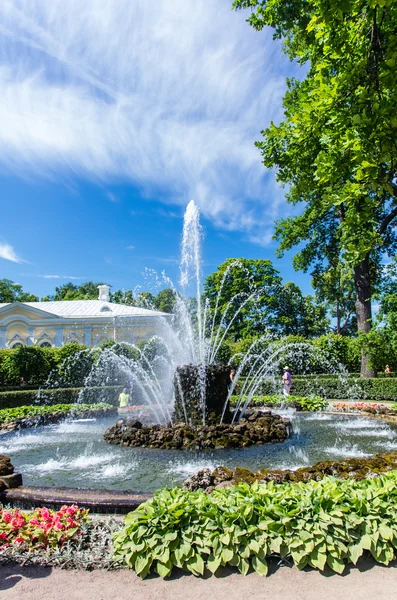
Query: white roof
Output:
[[0, 300, 168, 319]]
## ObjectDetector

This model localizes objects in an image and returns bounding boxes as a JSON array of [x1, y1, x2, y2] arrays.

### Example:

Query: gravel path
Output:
[[1, 558, 396, 600]]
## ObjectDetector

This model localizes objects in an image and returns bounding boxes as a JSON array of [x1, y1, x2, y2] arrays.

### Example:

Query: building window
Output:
[[38, 340, 52, 348], [9, 341, 24, 349]]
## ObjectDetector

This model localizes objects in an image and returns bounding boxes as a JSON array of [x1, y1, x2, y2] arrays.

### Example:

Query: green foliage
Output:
[[0, 346, 57, 386], [280, 377, 397, 401], [114, 471, 397, 578], [0, 278, 38, 303], [0, 386, 121, 409], [0, 402, 114, 425], [204, 259, 329, 340], [231, 394, 328, 411], [46, 281, 108, 301], [204, 258, 282, 340], [234, 0, 397, 376]]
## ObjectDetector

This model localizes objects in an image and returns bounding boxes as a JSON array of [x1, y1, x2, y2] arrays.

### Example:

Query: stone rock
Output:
[[104, 410, 292, 450], [0, 473, 23, 488], [212, 466, 233, 484], [0, 455, 14, 476]]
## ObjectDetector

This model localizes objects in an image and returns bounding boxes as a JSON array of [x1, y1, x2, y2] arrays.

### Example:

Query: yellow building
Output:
[[0, 285, 169, 348]]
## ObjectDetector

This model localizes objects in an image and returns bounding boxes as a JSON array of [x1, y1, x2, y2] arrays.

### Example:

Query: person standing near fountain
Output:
[[118, 388, 130, 408], [282, 367, 292, 396]]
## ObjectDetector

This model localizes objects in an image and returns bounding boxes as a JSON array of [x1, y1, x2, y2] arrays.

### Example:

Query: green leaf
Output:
[[326, 555, 345, 574], [221, 548, 234, 564], [186, 554, 205, 576], [252, 555, 268, 576], [156, 561, 172, 578], [207, 554, 221, 574]]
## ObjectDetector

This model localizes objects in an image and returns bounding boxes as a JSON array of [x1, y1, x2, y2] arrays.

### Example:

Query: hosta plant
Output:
[[114, 472, 397, 578], [0, 505, 89, 549], [231, 395, 328, 411]]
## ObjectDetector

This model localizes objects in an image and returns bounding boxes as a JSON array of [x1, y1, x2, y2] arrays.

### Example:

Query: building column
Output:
[[84, 327, 92, 347], [0, 328, 6, 348], [54, 327, 64, 347], [27, 327, 35, 346]]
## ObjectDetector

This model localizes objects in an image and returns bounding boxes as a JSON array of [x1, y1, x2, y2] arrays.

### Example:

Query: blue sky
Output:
[[0, 0, 312, 299]]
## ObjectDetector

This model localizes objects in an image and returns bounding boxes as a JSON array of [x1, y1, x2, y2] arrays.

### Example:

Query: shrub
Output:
[[0, 505, 88, 549], [0, 402, 114, 425], [0, 346, 57, 386], [113, 473, 397, 578], [230, 395, 328, 411], [0, 386, 121, 409], [253, 376, 397, 401]]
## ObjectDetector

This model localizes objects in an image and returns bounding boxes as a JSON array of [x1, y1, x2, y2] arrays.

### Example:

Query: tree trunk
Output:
[[354, 255, 375, 378]]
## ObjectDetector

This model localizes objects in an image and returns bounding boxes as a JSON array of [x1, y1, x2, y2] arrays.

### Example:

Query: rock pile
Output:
[[183, 451, 397, 492], [0, 455, 22, 493], [104, 410, 292, 450]]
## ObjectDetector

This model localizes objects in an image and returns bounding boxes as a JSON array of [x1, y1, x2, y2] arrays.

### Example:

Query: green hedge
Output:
[[113, 472, 397, 578], [254, 377, 397, 401], [0, 402, 115, 425], [230, 395, 328, 411], [0, 386, 122, 409]]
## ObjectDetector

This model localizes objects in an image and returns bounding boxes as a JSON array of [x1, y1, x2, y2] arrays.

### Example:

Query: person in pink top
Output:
[[282, 366, 292, 396]]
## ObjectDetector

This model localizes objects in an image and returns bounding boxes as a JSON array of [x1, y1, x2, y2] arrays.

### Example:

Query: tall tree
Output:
[[0, 278, 38, 303], [234, 0, 397, 376], [204, 258, 282, 340], [270, 281, 329, 337]]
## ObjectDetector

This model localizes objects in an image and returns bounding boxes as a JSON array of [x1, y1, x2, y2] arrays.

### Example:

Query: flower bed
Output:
[[113, 471, 397, 578], [0, 505, 88, 549]]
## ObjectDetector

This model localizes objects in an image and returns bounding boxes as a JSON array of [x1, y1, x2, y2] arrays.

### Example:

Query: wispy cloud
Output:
[[26, 274, 87, 280], [0, 242, 24, 263], [0, 0, 296, 244], [126, 245, 135, 250]]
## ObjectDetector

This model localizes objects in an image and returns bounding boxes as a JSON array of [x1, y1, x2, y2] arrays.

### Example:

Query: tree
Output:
[[0, 278, 38, 303], [234, 0, 397, 376], [270, 282, 329, 337], [204, 258, 282, 340], [153, 288, 178, 313], [49, 281, 107, 301], [111, 290, 136, 305], [312, 261, 357, 335]]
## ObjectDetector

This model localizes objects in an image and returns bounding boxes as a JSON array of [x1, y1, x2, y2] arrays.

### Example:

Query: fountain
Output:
[[98, 200, 295, 449]]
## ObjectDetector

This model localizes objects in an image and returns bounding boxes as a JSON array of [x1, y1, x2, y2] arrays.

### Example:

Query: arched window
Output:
[[38, 340, 52, 348], [9, 341, 24, 349]]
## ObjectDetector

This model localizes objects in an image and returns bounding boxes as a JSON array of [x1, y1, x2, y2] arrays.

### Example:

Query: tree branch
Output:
[[378, 205, 397, 236]]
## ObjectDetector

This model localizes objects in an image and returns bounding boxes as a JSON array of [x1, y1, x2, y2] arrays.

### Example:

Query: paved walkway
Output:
[[1, 558, 396, 600]]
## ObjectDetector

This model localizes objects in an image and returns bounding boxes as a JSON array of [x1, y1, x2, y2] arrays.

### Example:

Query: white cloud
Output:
[[0, 242, 24, 263], [0, 0, 296, 243], [40, 275, 86, 280], [126, 245, 135, 250]]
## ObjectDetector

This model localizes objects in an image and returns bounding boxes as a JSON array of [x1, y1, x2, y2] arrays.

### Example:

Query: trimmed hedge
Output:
[[255, 377, 397, 401], [0, 386, 122, 409], [113, 472, 397, 578]]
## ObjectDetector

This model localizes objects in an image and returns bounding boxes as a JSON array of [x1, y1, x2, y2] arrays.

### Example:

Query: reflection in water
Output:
[[1, 412, 396, 492]]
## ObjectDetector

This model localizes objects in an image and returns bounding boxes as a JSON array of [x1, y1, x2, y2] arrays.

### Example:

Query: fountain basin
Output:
[[103, 410, 292, 450]]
